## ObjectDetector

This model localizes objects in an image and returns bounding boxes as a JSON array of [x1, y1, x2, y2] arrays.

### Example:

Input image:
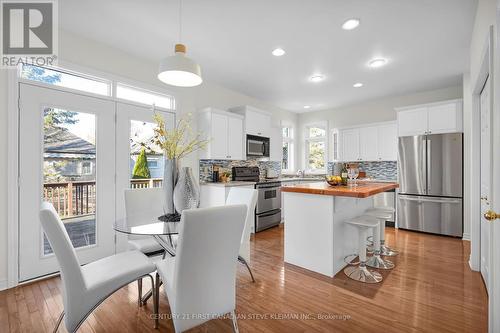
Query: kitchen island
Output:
[[282, 182, 399, 277]]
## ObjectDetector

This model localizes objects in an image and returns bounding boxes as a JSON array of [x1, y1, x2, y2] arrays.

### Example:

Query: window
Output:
[[147, 158, 159, 169], [304, 124, 327, 172], [19, 64, 111, 96], [282, 126, 294, 172], [116, 83, 175, 110], [81, 161, 92, 175]]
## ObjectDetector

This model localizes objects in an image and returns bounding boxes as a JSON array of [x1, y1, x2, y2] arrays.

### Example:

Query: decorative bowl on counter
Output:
[[325, 175, 342, 186]]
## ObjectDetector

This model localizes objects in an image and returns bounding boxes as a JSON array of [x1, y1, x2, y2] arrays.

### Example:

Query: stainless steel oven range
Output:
[[232, 166, 282, 232], [255, 181, 282, 232]]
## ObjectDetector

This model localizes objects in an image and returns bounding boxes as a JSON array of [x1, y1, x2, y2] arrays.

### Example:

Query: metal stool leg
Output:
[[366, 223, 395, 269], [344, 227, 383, 283], [380, 219, 398, 256]]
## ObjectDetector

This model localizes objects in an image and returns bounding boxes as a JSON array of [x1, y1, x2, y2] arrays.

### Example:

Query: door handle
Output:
[[484, 210, 500, 221]]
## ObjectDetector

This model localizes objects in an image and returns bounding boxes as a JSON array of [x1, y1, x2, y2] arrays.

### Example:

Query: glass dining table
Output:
[[113, 215, 181, 304], [113, 215, 181, 257]]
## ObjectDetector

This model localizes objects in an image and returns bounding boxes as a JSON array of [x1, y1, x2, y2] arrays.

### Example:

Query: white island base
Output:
[[283, 192, 375, 277]]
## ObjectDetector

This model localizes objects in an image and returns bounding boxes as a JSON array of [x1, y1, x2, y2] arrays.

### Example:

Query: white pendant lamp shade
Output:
[[158, 44, 203, 87]]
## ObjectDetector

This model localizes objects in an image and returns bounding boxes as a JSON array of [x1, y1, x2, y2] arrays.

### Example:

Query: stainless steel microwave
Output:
[[246, 134, 270, 157]]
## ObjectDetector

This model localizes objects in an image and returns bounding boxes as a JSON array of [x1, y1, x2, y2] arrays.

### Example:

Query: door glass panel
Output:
[[130, 120, 164, 188], [43, 108, 96, 255]]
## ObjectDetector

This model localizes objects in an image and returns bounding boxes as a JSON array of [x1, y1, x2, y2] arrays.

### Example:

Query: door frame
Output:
[[469, 21, 500, 332], [6, 61, 178, 289]]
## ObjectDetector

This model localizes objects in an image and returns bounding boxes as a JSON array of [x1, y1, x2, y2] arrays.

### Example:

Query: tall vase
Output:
[[163, 158, 178, 214], [173, 167, 200, 214]]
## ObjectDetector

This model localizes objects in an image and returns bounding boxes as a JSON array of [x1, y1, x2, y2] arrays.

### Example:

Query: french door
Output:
[[19, 83, 116, 281], [114, 102, 175, 253]]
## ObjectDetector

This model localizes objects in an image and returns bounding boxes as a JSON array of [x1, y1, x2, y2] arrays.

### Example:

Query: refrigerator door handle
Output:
[[421, 137, 427, 193], [426, 137, 431, 194], [399, 195, 462, 204]]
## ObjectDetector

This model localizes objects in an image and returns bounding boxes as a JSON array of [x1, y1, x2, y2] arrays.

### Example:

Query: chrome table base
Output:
[[344, 265, 383, 283]]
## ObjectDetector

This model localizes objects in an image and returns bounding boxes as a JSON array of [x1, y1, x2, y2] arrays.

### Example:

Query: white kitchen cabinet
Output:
[[270, 127, 283, 162], [341, 128, 360, 161], [397, 107, 428, 136], [338, 122, 397, 162], [230, 106, 272, 137], [359, 127, 379, 161], [396, 99, 463, 136], [227, 116, 244, 159], [377, 123, 398, 161], [427, 102, 463, 133], [198, 108, 244, 160]]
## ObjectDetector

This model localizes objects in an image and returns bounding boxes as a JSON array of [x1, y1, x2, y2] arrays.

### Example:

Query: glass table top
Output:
[[114, 215, 180, 236]]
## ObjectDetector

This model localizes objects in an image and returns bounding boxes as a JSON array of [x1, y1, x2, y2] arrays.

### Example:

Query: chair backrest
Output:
[[39, 202, 86, 316], [172, 205, 247, 331], [226, 187, 258, 260], [124, 187, 166, 226]]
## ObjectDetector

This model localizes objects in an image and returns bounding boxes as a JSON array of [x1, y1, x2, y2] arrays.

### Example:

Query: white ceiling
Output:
[[60, 0, 477, 113]]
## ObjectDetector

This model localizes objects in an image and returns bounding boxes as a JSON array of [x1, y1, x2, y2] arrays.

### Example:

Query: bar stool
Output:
[[362, 214, 395, 269], [344, 216, 383, 284], [365, 207, 398, 256]]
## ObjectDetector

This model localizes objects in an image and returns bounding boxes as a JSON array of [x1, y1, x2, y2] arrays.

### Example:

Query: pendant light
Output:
[[158, 0, 202, 87]]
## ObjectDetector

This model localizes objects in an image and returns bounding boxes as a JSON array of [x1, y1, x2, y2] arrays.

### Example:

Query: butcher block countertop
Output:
[[281, 181, 399, 198]]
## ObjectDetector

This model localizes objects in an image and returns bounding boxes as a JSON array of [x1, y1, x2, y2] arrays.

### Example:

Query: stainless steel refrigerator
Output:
[[397, 133, 463, 237]]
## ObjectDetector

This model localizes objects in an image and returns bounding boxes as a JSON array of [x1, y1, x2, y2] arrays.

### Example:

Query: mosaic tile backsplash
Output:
[[328, 161, 397, 181], [199, 159, 282, 183]]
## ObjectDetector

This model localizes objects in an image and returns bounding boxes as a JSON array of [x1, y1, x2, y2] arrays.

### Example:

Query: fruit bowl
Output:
[[325, 176, 342, 186]]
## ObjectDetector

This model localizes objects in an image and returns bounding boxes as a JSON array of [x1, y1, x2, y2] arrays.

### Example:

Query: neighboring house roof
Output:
[[44, 126, 95, 159], [130, 136, 162, 155]]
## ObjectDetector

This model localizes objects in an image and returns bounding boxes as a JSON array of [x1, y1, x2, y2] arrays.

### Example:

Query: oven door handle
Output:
[[257, 209, 281, 218]]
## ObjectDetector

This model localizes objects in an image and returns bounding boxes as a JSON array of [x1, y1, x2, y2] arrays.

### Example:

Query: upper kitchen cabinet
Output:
[[198, 107, 244, 160], [341, 128, 360, 162], [396, 99, 463, 136], [338, 122, 397, 162], [229, 106, 272, 137], [377, 123, 398, 160], [359, 126, 379, 161]]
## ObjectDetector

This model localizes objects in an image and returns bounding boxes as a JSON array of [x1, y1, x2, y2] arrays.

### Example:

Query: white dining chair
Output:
[[155, 204, 247, 333], [39, 202, 157, 333], [226, 187, 258, 282], [124, 187, 168, 255]]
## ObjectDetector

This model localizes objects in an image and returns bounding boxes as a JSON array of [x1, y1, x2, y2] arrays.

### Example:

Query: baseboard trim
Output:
[[462, 233, 471, 241], [0, 279, 8, 291]]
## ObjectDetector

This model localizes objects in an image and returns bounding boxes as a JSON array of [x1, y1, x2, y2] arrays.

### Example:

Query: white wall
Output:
[[0, 29, 297, 287], [296, 86, 463, 168]]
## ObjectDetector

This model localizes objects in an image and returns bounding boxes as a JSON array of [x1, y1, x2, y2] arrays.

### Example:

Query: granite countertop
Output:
[[281, 182, 399, 198]]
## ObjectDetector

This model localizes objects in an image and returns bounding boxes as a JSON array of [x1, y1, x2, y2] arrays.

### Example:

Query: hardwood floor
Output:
[[0, 226, 487, 332]]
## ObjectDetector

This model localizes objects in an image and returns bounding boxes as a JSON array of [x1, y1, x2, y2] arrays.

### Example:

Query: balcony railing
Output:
[[130, 178, 163, 189], [43, 178, 163, 219]]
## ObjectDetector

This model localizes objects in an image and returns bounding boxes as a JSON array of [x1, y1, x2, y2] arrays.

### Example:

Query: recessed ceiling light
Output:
[[272, 48, 286, 56], [303, 105, 311, 109], [342, 18, 360, 30], [309, 74, 325, 83], [368, 58, 388, 68], [353, 83, 363, 88]]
